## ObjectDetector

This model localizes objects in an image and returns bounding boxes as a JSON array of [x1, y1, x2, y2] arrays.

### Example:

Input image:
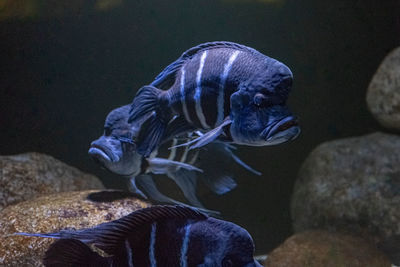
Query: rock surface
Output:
[[0, 190, 151, 266], [264, 230, 391, 267], [366, 46, 400, 130], [0, 152, 104, 211], [291, 132, 400, 242]]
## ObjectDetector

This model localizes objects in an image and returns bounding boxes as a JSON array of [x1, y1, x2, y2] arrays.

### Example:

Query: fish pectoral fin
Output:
[[188, 118, 232, 150], [147, 157, 203, 174], [128, 176, 148, 199], [223, 145, 262, 176]]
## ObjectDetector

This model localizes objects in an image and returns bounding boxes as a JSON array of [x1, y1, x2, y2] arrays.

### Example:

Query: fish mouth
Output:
[[262, 116, 299, 140], [88, 144, 117, 163]]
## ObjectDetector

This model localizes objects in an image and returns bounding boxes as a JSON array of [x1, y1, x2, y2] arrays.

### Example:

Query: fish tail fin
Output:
[[129, 85, 169, 157], [44, 239, 109, 267]]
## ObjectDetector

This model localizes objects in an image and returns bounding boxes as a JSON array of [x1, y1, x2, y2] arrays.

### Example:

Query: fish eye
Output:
[[253, 93, 269, 108]]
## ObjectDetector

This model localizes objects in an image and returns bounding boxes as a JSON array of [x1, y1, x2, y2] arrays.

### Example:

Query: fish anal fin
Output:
[[44, 239, 108, 267]]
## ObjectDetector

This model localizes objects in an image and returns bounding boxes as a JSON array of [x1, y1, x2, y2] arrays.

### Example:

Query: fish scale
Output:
[[16, 205, 262, 267], [169, 48, 242, 130], [129, 41, 299, 157]]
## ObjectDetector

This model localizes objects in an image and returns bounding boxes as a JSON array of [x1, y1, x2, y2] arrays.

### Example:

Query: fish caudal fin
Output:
[[136, 112, 167, 157], [129, 85, 162, 124], [44, 239, 109, 267], [129, 85, 167, 157]]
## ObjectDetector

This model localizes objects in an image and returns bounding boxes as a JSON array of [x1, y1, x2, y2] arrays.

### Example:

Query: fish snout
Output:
[[262, 116, 300, 143], [88, 139, 119, 163]]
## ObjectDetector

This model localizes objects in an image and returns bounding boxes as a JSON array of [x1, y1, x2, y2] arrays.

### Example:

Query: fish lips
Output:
[[88, 143, 119, 163], [261, 116, 300, 143]]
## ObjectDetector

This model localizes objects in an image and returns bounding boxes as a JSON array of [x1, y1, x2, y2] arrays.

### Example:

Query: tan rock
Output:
[[264, 230, 391, 267], [0, 190, 151, 266], [367, 46, 400, 130], [0, 152, 104, 211]]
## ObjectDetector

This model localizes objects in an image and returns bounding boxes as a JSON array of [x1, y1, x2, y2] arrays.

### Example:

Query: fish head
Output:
[[88, 105, 142, 176], [230, 60, 300, 146], [194, 218, 261, 267]]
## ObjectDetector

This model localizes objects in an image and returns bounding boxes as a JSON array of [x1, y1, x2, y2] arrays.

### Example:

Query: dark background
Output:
[[1, 0, 399, 254]]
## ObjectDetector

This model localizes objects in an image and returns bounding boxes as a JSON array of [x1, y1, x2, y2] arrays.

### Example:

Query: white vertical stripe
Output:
[[125, 239, 134, 267], [188, 150, 199, 165], [216, 50, 240, 127], [180, 224, 192, 267], [180, 68, 192, 124], [149, 223, 157, 267], [168, 139, 178, 160], [194, 51, 210, 129]]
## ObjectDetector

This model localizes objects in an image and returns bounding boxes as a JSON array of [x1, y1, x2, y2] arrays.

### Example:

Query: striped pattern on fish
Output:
[[163, 47, 244, 131], [16, 206, 263, 267], [129, 41, 299, 157], [89, 104, 262, 215]]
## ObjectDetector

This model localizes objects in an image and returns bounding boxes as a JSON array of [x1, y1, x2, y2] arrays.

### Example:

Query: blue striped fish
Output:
[[16, 205, 262, 267], [89, 105, 260, 214], [129, 41, 300, 157]]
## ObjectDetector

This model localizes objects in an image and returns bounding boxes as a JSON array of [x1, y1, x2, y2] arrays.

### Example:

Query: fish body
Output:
[[89, 105, 259, 212], [129, 41, 300, 157], [17, 205, 262, 267]]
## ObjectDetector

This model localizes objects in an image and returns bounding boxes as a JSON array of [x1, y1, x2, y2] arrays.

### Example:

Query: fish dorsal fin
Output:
[[69, 205, 208, 255], [151, 41, 258, 90]]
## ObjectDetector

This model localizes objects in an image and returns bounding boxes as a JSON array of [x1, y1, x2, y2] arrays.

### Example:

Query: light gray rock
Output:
[[0, 152, 104, 210], [291, 132, 400, 242], [366, 46, 400, 130]]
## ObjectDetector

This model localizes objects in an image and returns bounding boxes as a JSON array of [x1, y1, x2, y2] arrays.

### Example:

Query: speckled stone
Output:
[[264, 230, 391, 267], [291, 132, 400, 242], [366, 46, 400, 130], [0, 190, 151, 266], [0, 152, 104, 211]]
